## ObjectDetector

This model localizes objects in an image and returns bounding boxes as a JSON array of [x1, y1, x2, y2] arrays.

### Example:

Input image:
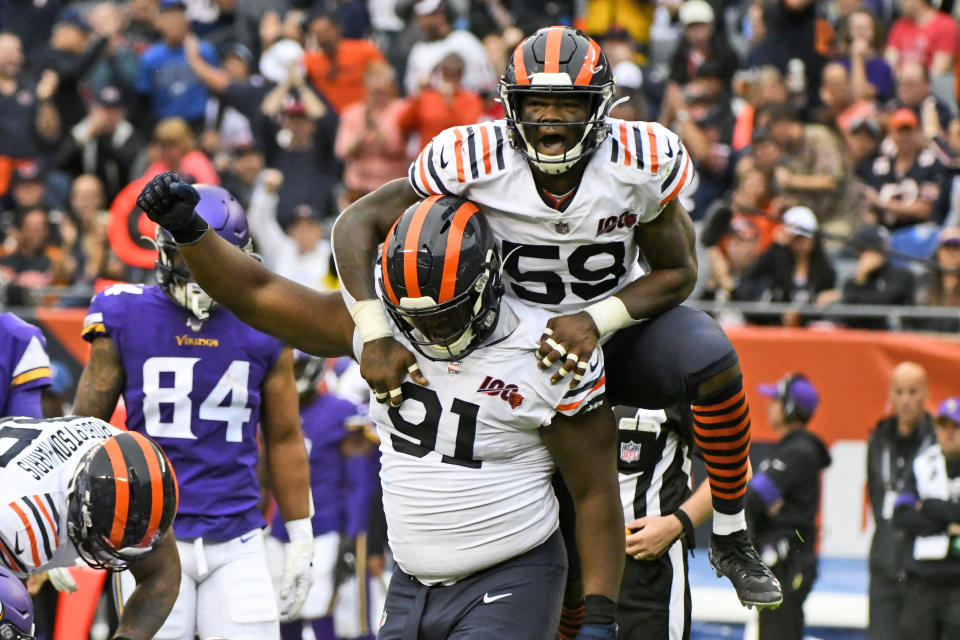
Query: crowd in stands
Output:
[[1, 0, 959, 331]]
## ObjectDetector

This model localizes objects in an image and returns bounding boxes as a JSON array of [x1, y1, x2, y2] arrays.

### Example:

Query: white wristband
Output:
[[285, 517, 313, 543], [584, 296, 633, 337], [349, 299, 393, 343]]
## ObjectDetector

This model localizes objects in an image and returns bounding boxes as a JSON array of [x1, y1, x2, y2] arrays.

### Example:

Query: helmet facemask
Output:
[[499, 81, 615, 175], [383, 250, 503, 362], [153, 228, 258, 322]]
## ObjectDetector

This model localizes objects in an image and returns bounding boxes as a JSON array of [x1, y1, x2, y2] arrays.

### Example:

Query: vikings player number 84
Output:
[[141, 357, 253, 441]]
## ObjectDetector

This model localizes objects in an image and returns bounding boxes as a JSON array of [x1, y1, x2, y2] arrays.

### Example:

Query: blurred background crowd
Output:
[[1, 0, 960, 330]]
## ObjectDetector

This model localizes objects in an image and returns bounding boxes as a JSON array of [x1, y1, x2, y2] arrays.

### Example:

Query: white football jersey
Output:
[[0, 416, 121, 576], [409, 118, 695, 315], [354, 297, 607, 585]]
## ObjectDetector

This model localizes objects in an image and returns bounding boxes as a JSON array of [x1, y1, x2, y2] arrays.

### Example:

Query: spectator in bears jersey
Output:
[[863, 108, 947, 231], [749, 374, 830, 640]]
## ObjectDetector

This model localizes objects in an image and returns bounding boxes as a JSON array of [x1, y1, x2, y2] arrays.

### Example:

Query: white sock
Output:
[[713, 510, 747, 535]]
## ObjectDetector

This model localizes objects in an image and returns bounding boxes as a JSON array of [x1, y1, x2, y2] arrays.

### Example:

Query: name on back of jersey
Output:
[[5, 418, 115, 480]]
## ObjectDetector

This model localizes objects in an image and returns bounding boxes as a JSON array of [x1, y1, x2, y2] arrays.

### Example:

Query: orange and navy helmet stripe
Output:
[[102, 437, 130, 548], [382, 218, 402, 305], [508, 27, 604, 87], [97, 432, 178, 550], [573, 37, 601, 85], [402, 197, 440, 299], [543, 27, 564, 74], [512, 38, 530, 84], [438, 202, 480, 303], [130, 432, 166, 547]]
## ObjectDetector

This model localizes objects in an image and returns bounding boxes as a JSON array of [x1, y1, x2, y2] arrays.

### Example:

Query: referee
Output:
[[748, 374, 831, 640], [617, 406, 713, 640]]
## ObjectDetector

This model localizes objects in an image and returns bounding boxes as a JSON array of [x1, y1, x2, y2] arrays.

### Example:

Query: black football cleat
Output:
[[708, 530, 783, 610]]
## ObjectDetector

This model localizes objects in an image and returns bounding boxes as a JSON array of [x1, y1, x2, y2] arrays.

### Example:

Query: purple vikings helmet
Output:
[[0, 566, 34, 640], [154, 184, 256, 321]]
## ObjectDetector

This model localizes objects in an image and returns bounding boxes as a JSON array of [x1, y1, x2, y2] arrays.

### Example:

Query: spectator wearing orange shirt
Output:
[[397, 53, 484, 152], [334, 63, 409, 204], [303, 10, 385, 114]]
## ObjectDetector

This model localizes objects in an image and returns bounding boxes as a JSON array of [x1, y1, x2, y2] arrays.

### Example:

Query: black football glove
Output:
[[137, 171, 208, 244]]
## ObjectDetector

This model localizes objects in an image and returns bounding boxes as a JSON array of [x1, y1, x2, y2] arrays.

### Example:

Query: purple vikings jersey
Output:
[[81, 284, 284, 540], [272, 393, 377, 541], [0, 313, 52, 418]]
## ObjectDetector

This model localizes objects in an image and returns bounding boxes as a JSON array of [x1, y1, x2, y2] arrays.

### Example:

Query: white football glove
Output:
[[277, 518, 314, 622], [48, 567, 78, 593]]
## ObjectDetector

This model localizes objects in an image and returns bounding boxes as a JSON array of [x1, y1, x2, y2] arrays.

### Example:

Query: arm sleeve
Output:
[[82, 292, 113, 342], [9, 330, 51, 394], [59, 37, 109, 82], [6, 385, 44, 418], [919, 498, 960, 525], [754, 442, 814, 495], [245, 184, 293, 267], [652, 122, 696, 211], [893, 495, 946, 536], [408, 126, 468, 198]]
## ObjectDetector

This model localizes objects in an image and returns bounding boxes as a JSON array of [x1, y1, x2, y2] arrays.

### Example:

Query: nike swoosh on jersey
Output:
[[440, 146, 449, 168], [14, 533, 23, 555], [482, 592, 512, 604], [664, 137, 674, 158]]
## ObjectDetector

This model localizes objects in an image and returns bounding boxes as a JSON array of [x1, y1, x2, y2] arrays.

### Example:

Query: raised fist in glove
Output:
[[136, 171, 207, 244], [278, 518, 314, 622], [574, 623, 619, 639]]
